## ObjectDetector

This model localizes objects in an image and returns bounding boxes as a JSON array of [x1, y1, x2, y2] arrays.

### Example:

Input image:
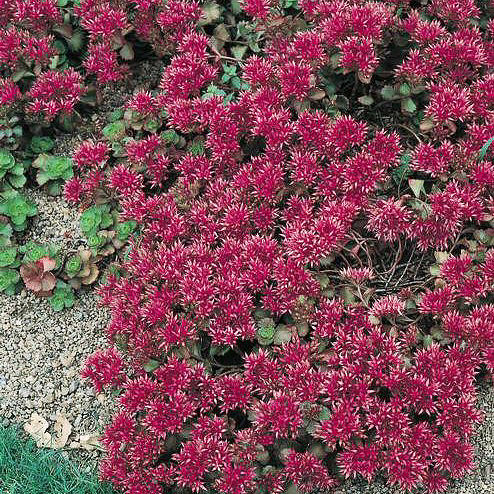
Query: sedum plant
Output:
[[63, 248, 99, 289], [28, 136, 55, 155], [80, 204, 113, 237], [49, 281, 75, 311], [19, 242, 61, 267], [0, 222, 13, 247], [0, 245, 19, 269], [114, 220, 137, 248], [0, 268, 20, 295], [0, 149, 26, 190], [20, 257, 57, 297], [32, 154, 74, 196], [75, 0, 494, 491], [0, 191, 37, 232]]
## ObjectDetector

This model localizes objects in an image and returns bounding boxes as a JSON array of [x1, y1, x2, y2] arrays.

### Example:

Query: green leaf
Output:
[[80, 206, 103, 234], [12, 220, 27, 232], [334, 94, 349, 110], [11, 70, 26, 83], [429, 264, 441, 276], [231, 77, 242, 89], [100, 212, 114, 229], [380, 86, 396, 100], [0, 246, 17, 267], [401, 97, 416, 114], [408, 178, 425, 198], [423, 334, 433, 348], [144, 120, 159, 133], [0, 223, 12, 239], [8, 174, 26, 188], [53, 40, 67, 54], [273, 326, 292, 345], [357, 95, 374, 106], [0, 268, 19, 293], [0, 149, 14, 167], [109, 109, 124, 123], [119, 43, 134, 61], [47, 181, 62, 196], [318, 406, 331, 421], [341, 286, 357, 305], [10, 164, 24, 176], [223, 64, 236, 75], [117, 220, 137, 241], [478, 137, 494, 161], [161, 129, 180, 145], [102, 121, 126, 141], [399, 83, 411, 96], [67, 28, 85, 52], [392, 155, 411, 185], [143, 359, 160, 373], [36, 170, 50, 186], [231, 45, 247, 60], [231, 0, 242, 14], [30, 136, 54, 154]]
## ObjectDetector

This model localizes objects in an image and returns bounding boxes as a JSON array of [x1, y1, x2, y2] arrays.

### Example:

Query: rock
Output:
[[19, 388, 30, 398], [43, 393, 54, 404]]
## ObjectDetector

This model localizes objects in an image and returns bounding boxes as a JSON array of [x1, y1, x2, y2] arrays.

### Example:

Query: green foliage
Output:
[[49, 281, 75, 311], [102, 121, 126, 141], [109, 109, 124, 123], [392, 153, 412, 185], [161, 129, 180, 145], [188, 140, 205, 156], [116, 220, 137, 242], [280, 0, 299, 8], [0, 222, 12, 247], [0, 246, 19, 268], [0, 268, 19, 295], [19, 242, 61, 266], [256, 318, 276, 345], [29, 137, 55, 154], [0, 425, 117, 493], [32, 154, 73, 191], [65, 254, 82, 277], [220, 64, 249, 90], [202, 83, 233, 104], [478, 137, 494, 161], [380, 86, 398, 101], [80, 204, 112, 236], [0, 191, 37, 231], [0, 150, 15, 175], [0, 115, 22, 149], [0, 149, 26, 190], [401, 97, 417, 114], [87, 233, 106, 250]]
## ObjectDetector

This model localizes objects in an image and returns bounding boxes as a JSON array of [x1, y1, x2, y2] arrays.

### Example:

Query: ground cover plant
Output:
[[1, 0, 494, 493], [0, 425, 116, 494]]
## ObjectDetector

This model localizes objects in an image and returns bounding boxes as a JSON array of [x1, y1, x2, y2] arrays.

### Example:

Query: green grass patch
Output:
[[0, 425, 117, 494]]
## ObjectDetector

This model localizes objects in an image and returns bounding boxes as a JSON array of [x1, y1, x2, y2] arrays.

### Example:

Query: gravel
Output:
[[0, 190, 115, 469], [23, 188, 86, 252]]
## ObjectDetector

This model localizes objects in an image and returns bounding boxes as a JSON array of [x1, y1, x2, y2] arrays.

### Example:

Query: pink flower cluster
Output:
[[74, 0, 201, 83], [0, 0, 80, 121], [70, 1, 494, 494]]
